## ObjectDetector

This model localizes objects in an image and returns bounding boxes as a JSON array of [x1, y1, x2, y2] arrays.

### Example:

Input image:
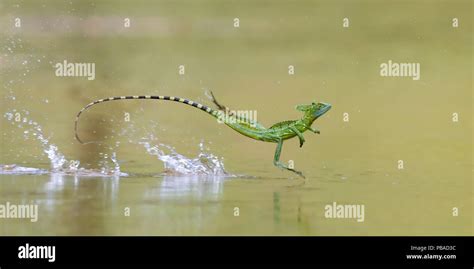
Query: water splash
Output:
[[1, 36, 127, 177], [98, 151, 124, 176], [5, 109, 68, 170], [1, 110, 127, 177], [2, 106, 233, 177], [138, 138, 229, 177], [118, 115, 232, 177]]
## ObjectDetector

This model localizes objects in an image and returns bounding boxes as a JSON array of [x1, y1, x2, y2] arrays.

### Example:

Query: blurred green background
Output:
[[0, 0, 472, 235]]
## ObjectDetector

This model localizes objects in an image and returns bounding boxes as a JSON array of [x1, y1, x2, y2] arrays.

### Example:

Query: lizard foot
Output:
[[274, 162, 305, 178], [289, 168, 305, 179]]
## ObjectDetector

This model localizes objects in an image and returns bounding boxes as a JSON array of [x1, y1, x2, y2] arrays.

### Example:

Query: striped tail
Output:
[[74, 95, 218, 144]]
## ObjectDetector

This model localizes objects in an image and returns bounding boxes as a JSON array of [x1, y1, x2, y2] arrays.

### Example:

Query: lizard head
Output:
[[296, 102, 332, 118]]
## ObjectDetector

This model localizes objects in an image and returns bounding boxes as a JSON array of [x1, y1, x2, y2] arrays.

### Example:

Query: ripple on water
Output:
[[0, 164, 48, 175]]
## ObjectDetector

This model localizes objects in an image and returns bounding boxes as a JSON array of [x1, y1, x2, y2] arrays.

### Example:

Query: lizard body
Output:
[[74, 93, 331, 177]]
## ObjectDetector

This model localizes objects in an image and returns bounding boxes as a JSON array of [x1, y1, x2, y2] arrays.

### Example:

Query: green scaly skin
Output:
[[74, 93, 331, 178]]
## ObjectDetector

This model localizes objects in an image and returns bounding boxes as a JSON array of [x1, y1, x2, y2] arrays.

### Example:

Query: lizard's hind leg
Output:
[[209, 91, 265, 129], [210, 91, 233, 114], [273, 140, 305, 178]]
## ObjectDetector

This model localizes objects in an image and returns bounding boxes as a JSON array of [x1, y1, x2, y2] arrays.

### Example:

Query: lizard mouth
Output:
[[315, 103, 331, 117]]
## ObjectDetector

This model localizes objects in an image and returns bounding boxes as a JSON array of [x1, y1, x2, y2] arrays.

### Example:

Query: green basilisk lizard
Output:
[[74, 92, 331, 177]]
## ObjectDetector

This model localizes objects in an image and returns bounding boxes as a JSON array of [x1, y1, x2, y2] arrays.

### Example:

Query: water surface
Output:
[[0, 0, 472, 235]]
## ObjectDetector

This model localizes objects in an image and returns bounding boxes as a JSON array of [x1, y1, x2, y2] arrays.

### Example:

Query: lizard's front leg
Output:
[[304, 124, 320, 134], [289, 126, 305, 147], [273, 139, 305, 178], [310, 127, 320, 134]]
